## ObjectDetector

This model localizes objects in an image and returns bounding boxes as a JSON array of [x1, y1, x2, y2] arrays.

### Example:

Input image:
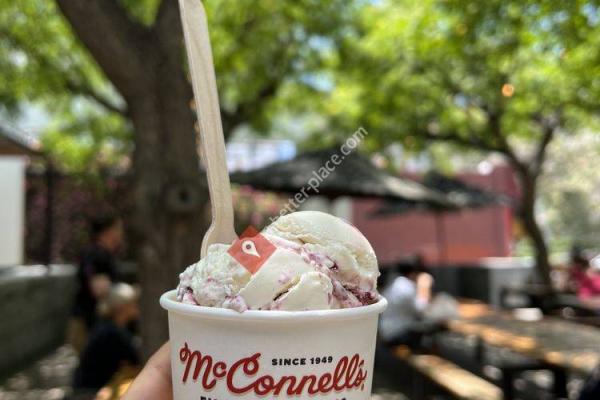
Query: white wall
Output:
[[331, 197, 353, 222], [0, 157, 25, 266], [299, 196, 354, 222]]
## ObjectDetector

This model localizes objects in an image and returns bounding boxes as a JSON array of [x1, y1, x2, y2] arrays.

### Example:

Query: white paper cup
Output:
[[160, 290, 387, 400]]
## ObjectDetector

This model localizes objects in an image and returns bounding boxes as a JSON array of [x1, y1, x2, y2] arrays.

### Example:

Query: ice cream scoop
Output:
[[177, 211, 380, 311]]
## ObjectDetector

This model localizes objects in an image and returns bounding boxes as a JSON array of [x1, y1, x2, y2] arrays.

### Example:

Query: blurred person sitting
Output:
[[379, 255, 434, 348], [70, 214, 124, 352], [569, 246, 600, 309], [567, 246, 590, 292], [73, 283, 141, 397]]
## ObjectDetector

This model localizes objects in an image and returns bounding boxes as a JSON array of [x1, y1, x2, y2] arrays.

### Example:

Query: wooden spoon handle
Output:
[[179, 0, 237, 257]]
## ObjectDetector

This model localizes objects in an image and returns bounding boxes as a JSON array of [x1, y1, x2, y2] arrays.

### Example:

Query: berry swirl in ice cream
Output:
[[176, 211, 380, 312]]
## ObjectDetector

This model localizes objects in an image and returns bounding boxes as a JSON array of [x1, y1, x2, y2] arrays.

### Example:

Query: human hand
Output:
[[416, 272, 433, 304], [122, 342, 172, 400]]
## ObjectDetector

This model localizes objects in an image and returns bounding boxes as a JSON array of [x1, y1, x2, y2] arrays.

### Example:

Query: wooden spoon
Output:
[[179, 0, 237, 257]]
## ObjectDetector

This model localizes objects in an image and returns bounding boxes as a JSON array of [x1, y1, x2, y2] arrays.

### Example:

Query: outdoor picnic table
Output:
[[447, 312, 600, 376]]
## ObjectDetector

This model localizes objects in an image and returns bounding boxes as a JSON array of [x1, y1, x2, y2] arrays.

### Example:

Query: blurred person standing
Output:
[[70, 215, 124, 352], [379, 255, 434, 348], [72, 283, 141, 398]]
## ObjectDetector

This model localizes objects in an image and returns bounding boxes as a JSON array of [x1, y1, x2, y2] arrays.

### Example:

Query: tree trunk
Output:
[[127, 43, 208, 358], [56, 0, 297, 356], [514, 167, 553, 288], [55, 0, 212, 356]]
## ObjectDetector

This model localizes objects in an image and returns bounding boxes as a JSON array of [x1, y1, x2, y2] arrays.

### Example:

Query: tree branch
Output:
[[222, 79, 281, 136], [486, 110, 523, 169], [220, 39, 295, 137], [422, 115, 530, 178], [532, 114, 559, 177], [56, 0, 151, 98], [432, 75, 526, 173], [64, 79, 127, 115], [422, 130, 501, 153], [0, 27, 127, 116]]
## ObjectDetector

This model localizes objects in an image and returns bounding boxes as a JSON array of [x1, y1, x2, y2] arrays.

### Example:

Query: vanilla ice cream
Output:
[[177, 211, 380, 311]]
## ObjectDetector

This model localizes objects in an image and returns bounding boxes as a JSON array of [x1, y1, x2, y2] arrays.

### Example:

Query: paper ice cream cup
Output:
[[160, 290, 387, 400]]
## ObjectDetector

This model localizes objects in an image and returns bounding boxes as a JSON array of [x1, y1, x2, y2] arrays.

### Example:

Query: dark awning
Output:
[[374, 171, 512, 216], [231, 147, 452, 206]]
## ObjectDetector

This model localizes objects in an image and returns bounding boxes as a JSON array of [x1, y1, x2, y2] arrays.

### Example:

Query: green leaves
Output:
[[206, 0, 355, 127], [311, 0, 600, 157], [0, 0, 128, 175], [41, 103, 131, 173], [0, 0, 111, 106], [1, 0, 359, 174], [4, 0, 599, 178]]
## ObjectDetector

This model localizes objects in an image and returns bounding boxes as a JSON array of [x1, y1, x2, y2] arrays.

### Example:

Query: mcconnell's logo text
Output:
[[179, 343, 368, 396]]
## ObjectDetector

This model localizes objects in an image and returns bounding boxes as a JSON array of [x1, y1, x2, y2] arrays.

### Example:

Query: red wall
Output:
[[352, 164, 519, 266]]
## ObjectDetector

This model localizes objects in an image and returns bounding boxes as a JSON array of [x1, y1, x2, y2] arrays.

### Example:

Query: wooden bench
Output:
[[395, 346, 502, 400]]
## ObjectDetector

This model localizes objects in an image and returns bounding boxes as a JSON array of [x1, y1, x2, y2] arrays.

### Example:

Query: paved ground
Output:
[[0, 345, 408, 400], [372, 392, 408, 400], [0, 346, 77, 400]]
